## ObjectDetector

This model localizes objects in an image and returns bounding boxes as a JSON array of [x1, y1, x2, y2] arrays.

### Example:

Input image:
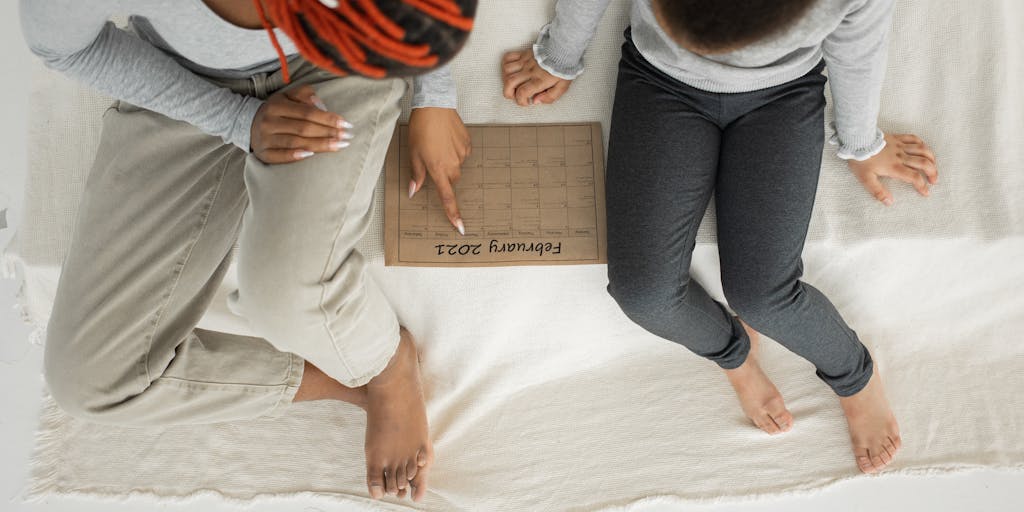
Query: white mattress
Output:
[[5, 1, 1024, 509]]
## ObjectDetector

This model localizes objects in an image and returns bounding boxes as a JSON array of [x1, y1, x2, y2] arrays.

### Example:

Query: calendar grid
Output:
[[384, 123, 607, 267]]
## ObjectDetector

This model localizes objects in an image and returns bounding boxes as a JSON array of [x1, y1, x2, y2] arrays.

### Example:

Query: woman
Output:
[[20, 0, 476, 501]]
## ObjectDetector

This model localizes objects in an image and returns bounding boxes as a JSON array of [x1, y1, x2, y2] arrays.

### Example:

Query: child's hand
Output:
[[847, 133, 938, 206], [502, 49, 573, 106], [408, 107, 472, 235]]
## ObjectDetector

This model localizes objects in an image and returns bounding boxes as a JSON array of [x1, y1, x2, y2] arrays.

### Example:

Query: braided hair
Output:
[[254, 0, 478, 82]]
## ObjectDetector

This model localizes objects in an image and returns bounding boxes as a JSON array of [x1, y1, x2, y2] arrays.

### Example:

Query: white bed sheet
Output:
[[4, 1, 1023, 509]]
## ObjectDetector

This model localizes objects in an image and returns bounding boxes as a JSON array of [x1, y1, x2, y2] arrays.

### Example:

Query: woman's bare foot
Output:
[[293, 361, 368, 407], [839, 367, 901, 474], [292, 328, 433, 501], [724, 320, 794, 435], [362, 328, 433, 501]]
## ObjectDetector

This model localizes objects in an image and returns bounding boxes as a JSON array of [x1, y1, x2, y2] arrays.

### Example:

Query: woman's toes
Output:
[[870, 453, 887, 471], [417, 446, 433, 468], [367, 465, 385, 499], [406, 458, 419, 482], [762, 416, 781, 434], [410, 466, 430, 502], [396, 464, 408, 490], [385, 466, 400, 495], [396, 487, 408, 499]]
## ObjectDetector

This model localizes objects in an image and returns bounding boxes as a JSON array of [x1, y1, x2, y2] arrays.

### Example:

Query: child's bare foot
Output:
[[724, 320, 794, 435], [363, 328, 433, 501], [839, 367, 901, 474]]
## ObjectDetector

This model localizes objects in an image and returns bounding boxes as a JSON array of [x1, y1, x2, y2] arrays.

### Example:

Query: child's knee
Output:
[[723, 278, 802, 326], [607, 276, 681, 331]]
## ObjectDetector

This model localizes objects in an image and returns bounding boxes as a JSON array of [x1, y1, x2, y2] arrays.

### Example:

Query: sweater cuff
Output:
[[230, 95, 265, 152], [533, 24, 585, 80], [829, 126, 887, 161], [412, 64, 458, 109]]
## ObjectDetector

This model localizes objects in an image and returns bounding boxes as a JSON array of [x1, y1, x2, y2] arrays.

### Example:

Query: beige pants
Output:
[[44, 59, 406, 425]]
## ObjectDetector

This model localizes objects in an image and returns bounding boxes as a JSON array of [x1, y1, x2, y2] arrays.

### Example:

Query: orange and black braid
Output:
[[253, 0, 477, 83]]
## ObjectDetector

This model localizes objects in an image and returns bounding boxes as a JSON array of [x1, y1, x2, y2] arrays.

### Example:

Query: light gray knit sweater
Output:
[[19, 0, 457, 151], [534, 0, 895, 160]]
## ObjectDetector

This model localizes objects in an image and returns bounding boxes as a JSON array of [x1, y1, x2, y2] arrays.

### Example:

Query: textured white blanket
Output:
[[5, 1, 1024, 510]]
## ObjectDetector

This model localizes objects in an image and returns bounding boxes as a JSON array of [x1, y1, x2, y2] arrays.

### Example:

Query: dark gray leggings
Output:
[[605, 32, 873, 397]]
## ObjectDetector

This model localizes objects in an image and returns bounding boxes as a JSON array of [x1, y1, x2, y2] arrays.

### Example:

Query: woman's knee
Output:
[[43, 330, 118, 422], [43, 298, 155, 423]]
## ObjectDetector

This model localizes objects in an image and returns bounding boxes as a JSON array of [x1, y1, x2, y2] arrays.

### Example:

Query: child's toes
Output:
[[856, 452, 876, 474], [884, 438, 899, 459], [757, 415, 781, 434], [769, 409, 794, 432], [870, 452, 888, 472], [889, 435, 902, 451], [879, 444, 895, 464]]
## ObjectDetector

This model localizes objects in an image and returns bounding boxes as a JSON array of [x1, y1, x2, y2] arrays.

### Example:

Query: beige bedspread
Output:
[[5, 1, 1023, 510]]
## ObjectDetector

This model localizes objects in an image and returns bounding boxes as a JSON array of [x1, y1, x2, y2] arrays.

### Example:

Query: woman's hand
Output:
[[502, 49, 573, 106], [250, 84, 354, 164], [847, 133, 939, 206], [408, 107, 472, 235]]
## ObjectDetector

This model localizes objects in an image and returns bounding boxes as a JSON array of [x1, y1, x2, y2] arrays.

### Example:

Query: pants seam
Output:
[[679, 214, 733, 336], [154, 376, 294, 390], [264, 352, 307, 418], [314, 78, 403, 380], [141, 157, 231, 384], [822, 306, 871, 393]]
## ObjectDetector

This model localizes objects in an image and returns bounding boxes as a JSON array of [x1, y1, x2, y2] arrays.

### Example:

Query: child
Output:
[[503, 0, 938, 474], [21, 0, 476, 501]]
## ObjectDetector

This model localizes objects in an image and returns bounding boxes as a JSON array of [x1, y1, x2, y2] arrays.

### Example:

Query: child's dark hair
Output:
[[653, 0, 816, 52], [255, 0, 478, 82]]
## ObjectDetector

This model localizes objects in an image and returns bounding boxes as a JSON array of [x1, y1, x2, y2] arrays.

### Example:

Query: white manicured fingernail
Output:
[[340, 132, 354, 141], [455, 219, 465, 236], [312, 95, 328, 111], [337, 119, 354, 129], [319, 0, 339, 8], [295, 150, 314, 159], [408, 180, 417, 199], [330, 141, 350, 151], [883, 197, 894, 206]]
